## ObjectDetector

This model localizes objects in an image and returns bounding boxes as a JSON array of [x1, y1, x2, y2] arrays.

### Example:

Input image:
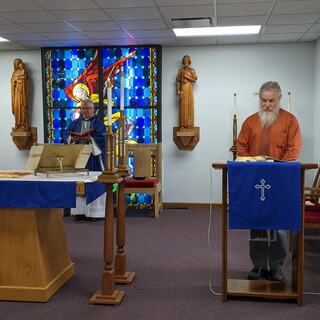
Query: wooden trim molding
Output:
[[163, 202, 222, 209]]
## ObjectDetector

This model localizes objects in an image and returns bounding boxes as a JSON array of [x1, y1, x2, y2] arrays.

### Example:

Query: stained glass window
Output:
[[42, 46, 161, 207]]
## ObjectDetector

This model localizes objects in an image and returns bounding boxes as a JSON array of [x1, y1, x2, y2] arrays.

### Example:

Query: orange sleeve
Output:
[[281, 116, 302, 161], [237, 119, 251, 156]]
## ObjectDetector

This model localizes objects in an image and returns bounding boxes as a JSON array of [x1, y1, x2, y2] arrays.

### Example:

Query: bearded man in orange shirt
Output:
[[237, 81, 302, 281]]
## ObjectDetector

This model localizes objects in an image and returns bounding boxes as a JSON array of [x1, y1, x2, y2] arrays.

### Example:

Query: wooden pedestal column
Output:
[[89, 177, 125, 305], [114, 169, 136, 284]]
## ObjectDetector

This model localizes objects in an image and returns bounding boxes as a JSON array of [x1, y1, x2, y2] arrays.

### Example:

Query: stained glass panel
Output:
[[43, 46, 160, 206]]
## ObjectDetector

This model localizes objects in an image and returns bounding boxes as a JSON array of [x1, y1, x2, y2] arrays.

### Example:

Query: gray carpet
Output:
[[0, 208, 320, 320]]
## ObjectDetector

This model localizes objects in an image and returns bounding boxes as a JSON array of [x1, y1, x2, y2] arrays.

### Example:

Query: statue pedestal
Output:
[[173, 127, 200, 150], [11, 127, 37, 150]]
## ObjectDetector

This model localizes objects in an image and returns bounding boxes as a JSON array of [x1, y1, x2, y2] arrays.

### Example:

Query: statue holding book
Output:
[[173, 55, 200, 150], [10, 58, 37, 150], [176, 55, 197, 129], [11, 58, 29, 130]]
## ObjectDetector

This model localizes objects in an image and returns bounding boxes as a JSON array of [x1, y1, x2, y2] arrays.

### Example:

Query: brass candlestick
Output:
[[103, 125, 118, 177], [117, 110, 127, 173]]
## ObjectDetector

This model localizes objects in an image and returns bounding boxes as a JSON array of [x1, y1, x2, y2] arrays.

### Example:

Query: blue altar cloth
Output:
[[0, 179, 106, 209], [85, 182, 106, 205], [0, 180, 77, 208], [228, 161, 301, 231]]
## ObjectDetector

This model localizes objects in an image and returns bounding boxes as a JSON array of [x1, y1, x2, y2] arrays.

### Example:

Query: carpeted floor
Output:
[[0, 208, 319, 320]]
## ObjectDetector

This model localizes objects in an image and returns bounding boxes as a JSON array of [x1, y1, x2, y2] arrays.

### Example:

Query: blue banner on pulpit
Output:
[[227, 161, 301, 231]]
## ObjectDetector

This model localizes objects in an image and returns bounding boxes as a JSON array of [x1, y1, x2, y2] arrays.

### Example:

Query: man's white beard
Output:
[[258, 105, 280, 128]]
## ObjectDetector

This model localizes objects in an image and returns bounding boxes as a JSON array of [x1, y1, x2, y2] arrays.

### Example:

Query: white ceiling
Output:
[[0, 0, 319, 50]]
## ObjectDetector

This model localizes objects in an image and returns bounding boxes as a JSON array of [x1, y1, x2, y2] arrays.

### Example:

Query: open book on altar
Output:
[[235, 156, 274, 162]]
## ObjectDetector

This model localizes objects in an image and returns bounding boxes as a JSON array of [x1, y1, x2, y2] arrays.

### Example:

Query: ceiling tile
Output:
[[22, 22, 78, 32], [69, 21, 120, 32], [19, 39, 99, 48], [95, 0, 155, 8], [218, 15, 266, 26], [96, 38, 138, 45], [51, 9, 111, 22], [259, 33, 303, 42], [177, 36, 219, 45], [54, 39, 101, 46], [3, 33, 48, 41], [219, 34, 259, 44], [0, 24, 30, 33], [0, 41, 28, 49], [300, 32, 320, 41], [128, 29, 173, 38], [273, 1, 320, 15], [159, 5, 214, 18], [309, 23, 320, 32], [217, 3, 272, 17], [0, 16, 14, 24], [135, 37, 177, 45], [267, 14, 320, 25], [155, 0, 212, 5], [43, 32, 90, 40], [106, 7, 161, 20], [118, 19, 167, 30], [263, 24, 311, 33], [85, 30, 132, 39], [2, 11, 59, 24], [31, 0, 98, 10], [0, 1, 42, 12], [216, 0, 274, 2]]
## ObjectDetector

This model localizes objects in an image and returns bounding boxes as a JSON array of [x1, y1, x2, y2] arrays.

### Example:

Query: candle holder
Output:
[[117, 111, 128, 174], [91, 124, 124, 305], [288, 91, 291, 113], [100, 125, 119, 180], [229, 114, 238, 161], [114, 109, 135, 285]]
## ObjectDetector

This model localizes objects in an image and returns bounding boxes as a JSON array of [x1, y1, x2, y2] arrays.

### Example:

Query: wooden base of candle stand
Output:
[[114, 253, 136, 285], [90, 290, 125, 305], [114, 272, 136, 285]]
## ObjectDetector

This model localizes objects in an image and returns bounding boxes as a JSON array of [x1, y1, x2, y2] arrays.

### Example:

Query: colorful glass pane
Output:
[[43, 46, 160, 206]]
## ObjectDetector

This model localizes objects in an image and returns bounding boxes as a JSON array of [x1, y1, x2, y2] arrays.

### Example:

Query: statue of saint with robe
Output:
[[176, 55, 197, 129], [11, 58, 29, 130]]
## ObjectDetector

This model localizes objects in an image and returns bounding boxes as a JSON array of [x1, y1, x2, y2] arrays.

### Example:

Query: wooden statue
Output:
[[11, 58, 29, 130], [173, 55, 200, 150], [10, 58, 37, 150], [176, 55, 197, 129]]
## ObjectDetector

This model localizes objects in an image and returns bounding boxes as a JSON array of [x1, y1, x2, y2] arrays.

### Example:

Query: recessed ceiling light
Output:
[[0, 36, 9, 42], [173, 25, 261, 37]]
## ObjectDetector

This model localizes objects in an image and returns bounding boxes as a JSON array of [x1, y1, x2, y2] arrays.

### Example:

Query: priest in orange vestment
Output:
[[237, 81, 302, 282]]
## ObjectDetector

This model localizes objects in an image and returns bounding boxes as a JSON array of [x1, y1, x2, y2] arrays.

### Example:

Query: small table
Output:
[[0, 171, 103, 302]]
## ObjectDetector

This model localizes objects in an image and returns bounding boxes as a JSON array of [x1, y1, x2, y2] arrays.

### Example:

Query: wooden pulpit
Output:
[[212, 162, 318, 305]]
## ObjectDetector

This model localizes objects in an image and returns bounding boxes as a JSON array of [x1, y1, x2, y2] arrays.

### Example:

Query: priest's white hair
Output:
[[258, 81, 282, 127]]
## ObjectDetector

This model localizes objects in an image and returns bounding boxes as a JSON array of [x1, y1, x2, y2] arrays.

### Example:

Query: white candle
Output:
[[288, 91, 291, 112], [233, 93, 237, 115], [120, 68, 124, 111], [107, 79, 112, 126]]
